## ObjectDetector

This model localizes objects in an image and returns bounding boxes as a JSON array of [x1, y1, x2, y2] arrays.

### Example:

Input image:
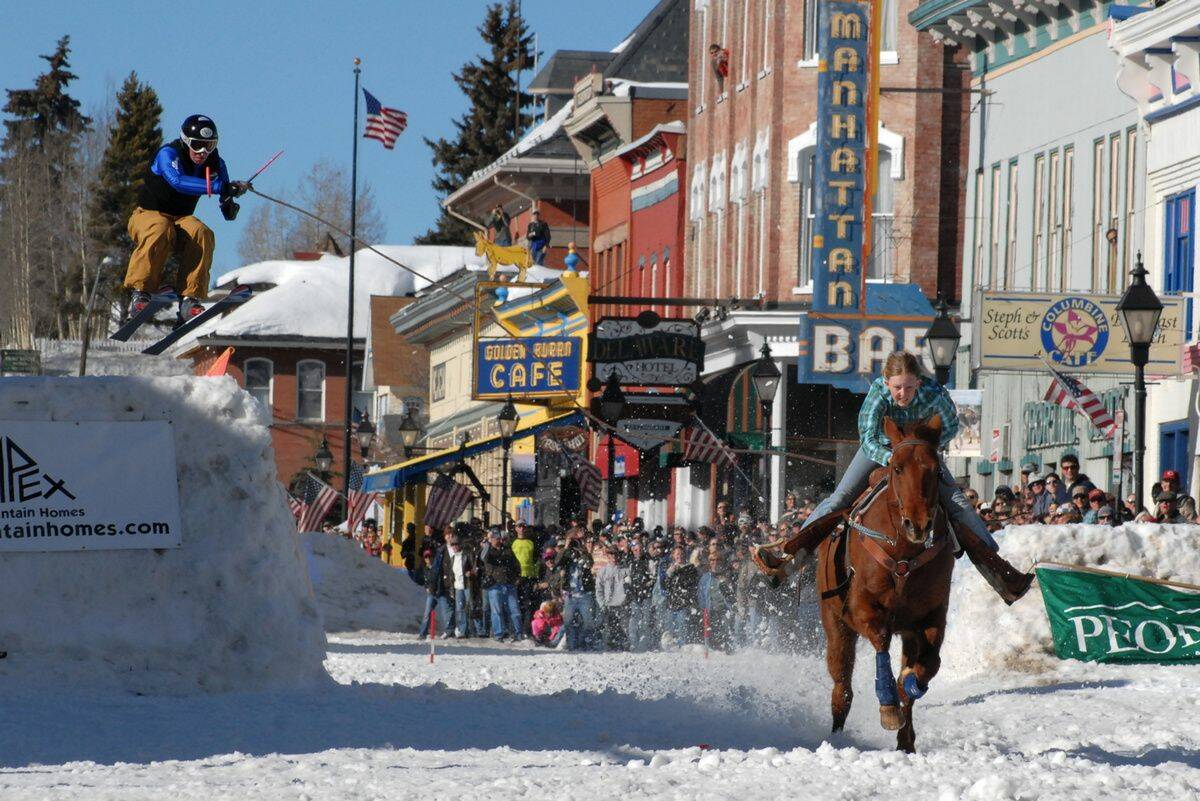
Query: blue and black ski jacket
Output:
[[136, 139, 229, 217]]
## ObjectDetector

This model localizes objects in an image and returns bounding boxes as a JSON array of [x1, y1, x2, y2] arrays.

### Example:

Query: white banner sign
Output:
[[0, 421, 183, 552]]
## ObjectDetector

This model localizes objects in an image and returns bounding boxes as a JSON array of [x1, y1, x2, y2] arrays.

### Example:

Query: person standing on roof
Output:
[[123, 114, 249, 322], [526, 208, 551, 266]]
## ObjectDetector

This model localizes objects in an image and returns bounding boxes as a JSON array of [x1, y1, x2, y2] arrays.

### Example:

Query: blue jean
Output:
[[562, 592, 597, 650], [805, 446, 997, 550], [452, 588, 475, 637], [529, 237, 548, 265], [627, 598, 654, 652], [418, 594, 450, 637], [486, 584, 523, 640], [669, 609, 692, 644]]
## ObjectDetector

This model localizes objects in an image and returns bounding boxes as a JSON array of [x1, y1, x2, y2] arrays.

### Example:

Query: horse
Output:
[[473, 231, 532, 283], [816, 415, 955, 754]]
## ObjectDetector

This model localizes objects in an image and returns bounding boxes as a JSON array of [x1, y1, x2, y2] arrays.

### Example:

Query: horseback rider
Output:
[[755, 350, 1033, 603]]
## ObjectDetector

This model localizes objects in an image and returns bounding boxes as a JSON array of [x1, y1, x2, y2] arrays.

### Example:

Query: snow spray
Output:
[[429, 610, 437, 664], [703, 608, 710, 659]]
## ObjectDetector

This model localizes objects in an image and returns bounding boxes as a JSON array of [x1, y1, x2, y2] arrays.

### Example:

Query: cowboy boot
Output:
[[953, 522, 1034, 605], [751, 509, 848, 577]]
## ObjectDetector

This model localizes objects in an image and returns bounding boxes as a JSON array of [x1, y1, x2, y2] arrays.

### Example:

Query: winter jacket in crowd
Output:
[[665, 562, 700, 611], [595, 562, 630, 608], [625, 555, 656, 603], [554, 541, 595, 595], [531, 608, 563, 643], [698, 568, 735, 612], [481, 543, 521, 588]]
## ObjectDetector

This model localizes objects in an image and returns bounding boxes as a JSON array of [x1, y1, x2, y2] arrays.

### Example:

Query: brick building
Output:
[[676, 0, 971, 523]]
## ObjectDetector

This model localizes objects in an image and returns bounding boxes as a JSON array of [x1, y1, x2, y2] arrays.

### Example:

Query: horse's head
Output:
[[883, 415, 943, 544]]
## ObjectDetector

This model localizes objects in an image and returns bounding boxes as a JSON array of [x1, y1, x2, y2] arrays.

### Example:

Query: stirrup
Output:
[[751, 545, 790, 578]]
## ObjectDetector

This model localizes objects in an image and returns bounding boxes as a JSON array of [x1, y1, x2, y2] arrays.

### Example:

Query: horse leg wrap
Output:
[[901, 668, 927, 701], [874, 651, 898, 707]]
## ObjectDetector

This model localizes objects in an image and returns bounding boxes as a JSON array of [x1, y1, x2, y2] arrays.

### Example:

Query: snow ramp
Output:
[[0, 376, 327, 693], [301, 532, 425, 633]]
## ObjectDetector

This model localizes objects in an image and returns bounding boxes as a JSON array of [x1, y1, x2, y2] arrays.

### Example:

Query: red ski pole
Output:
[[246, 149, 284, 184], [430, 609, 437, 664], [205, 166, 211, 196], [703, 608, 710, 659]]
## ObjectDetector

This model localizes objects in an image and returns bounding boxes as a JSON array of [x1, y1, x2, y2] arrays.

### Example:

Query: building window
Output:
[[695, 5, 708, 106], [1092, 138, 1106, 292], [1109, 133, 1121, 291], [881, 0, 899, 52], [1032, 154, 1045, 291], [1124, 128, 1138, 274], [1164, 188, 1195, 335], [1005, 161, 1018, 289], [350, 362, 372, 423], [869, 150, 895, 281], [739, 0, 751, 80], [761, 0, 772, 71], [802, 0, 818, 61], [1160, 420, 1191, 492], [797, 151, 815, 287], [989, 164, 1002, 289], [1046, 150, 1060, 291], [244, 358, 273, 412], [1061, 146, 1074, 291], [973, 170, 984, 287], [296, 359, 325, 422], [431, 362, 447, 402]]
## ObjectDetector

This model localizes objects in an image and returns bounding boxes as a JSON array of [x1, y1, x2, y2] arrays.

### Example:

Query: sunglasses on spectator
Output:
[[1098, 515, 1114, 521]]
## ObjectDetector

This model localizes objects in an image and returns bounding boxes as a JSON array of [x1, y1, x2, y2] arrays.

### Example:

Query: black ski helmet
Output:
[[180, 114, 218, 145]]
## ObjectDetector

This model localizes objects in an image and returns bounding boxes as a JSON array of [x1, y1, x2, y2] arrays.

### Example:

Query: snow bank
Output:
[[301, 532, 425, 633], [39, 338, 194, 378], [0, 376, 327, 693], [942, 523, 1200, 675]]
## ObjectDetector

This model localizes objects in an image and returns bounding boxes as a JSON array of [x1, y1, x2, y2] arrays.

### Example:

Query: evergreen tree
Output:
[[416, 0, 533, 245], [0, 36, 91, 341], [88, 72, 162, 262]]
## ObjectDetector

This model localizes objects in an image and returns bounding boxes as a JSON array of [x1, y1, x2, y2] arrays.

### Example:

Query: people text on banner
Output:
[[362, 89, 407, 149], [1043, 363, 1116, 438], [425, 473, 473, 530]]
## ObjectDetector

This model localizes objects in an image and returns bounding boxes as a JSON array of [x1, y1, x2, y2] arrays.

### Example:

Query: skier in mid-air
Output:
[[122, 114, 249, 321]]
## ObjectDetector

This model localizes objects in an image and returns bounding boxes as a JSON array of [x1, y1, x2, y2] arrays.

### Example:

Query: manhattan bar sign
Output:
[[811, 1, 870, 315]]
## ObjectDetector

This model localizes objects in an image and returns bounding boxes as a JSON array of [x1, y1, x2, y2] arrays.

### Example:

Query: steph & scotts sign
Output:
[[0, 421, 182, 552], [979, 291, 1184, 374], [811, 1, 872, 316], [588, 311, 704, 388], [473, 336, 582, 400], [1037, 563, 1200, 664]]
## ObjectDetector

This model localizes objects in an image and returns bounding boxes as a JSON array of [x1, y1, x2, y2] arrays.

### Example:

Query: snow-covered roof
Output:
[[609, 80, 688, 97], [177, 246, 488, 348]]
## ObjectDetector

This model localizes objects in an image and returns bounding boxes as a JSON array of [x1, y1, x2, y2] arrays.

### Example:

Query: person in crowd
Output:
[[649, 538, 671, 645], [400, 522, 418, 569], [526, 208, 551, 265], [664, 544, 700, 645], [417, 548, 452, 640], [1153, 490, 1187, 524], [756, 351, 1032, 604], [1027, 474, 1054, 519], [625, 538, 656, 652], [445, 533, 477, 638], [962, 487, 980, 509], [1059, 455, 1090, 498], [533, 547, 562, 607], [1158, 469, 1196, 509], [481, 529, 524, 642], [1096, 505, 1116, 526], [595, 542, 630, 650], [488, 204, 512, 246], [511, 522, 539, 635], [698, 550, 736, 651], [1054, 503, 1082, 524], [1070, 486, 1089, 519], [555, 526, 597, 650], [1045, 472, 1068, 505], [1083, 488, 1107, 523], [1180, 497, 1198, 523], [709, 43, 730, 92], [531, 600, 563, 646], [713, 501, 732, 530], [779, 492, 803, 527], [736, 538, 768, 645]]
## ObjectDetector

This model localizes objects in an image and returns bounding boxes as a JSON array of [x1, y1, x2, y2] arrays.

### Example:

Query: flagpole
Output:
[[344, 58, 362, 521]]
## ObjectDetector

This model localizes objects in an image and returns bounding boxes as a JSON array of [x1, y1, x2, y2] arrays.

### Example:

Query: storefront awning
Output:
[[363, 410, 584, 492]]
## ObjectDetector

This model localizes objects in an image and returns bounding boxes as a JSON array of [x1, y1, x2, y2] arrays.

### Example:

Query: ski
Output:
[[141, 285, 253, 356], [110, 287, 179, 342]]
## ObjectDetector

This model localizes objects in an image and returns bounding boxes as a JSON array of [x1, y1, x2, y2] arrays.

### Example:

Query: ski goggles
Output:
[[183, 136, 217, 154]]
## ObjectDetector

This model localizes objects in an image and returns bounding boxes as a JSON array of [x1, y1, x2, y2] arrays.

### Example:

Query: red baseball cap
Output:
[[1162, 469, 1180, 481], [1088, 488, 1106, 502]]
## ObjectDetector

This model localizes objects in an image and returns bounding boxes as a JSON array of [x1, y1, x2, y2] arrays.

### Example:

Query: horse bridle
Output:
[[886, 437, 942, 546]]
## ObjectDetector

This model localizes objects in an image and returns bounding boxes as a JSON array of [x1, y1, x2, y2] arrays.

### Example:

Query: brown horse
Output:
[[817, 415, 955, 754]]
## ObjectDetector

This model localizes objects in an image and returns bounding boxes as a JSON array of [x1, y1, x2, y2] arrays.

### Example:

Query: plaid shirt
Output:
[[858, 376, 959, 466]]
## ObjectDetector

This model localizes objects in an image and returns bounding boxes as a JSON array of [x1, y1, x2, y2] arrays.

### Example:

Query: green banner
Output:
[[1036, 563, 1200, 664]]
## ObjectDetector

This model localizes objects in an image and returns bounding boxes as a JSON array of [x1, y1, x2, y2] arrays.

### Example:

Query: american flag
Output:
[[1044, 365, 1117, 438], [683, 421, 738, 467], [343, 462, 380, 534], [571, 454, 602, 511], [425, 473, 473, 531], [296, 471, 341, 532], [362, 89, 407, 149], [287, 492, 303, 522]]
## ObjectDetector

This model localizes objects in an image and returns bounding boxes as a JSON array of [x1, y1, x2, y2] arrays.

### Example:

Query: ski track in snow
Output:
[[0, 632, 1197, 800]]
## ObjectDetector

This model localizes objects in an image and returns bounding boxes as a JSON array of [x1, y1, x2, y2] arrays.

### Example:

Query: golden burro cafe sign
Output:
[[978, 291, 1185, 375]]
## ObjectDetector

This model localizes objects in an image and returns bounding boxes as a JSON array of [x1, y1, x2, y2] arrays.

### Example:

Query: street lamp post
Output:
[[925, 294, 962, 386], [497, 395, 518, 531], [79, 256, 115, 377], [314, 437, 334, 476], [600, 372, 626, 522], [355, 412, 375, 460], [750, 342, 781, 517], [398, 409, 421, 459], [1116, 254, 1163, 515]]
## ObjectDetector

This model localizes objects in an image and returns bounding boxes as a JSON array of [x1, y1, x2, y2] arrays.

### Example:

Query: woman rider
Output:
[[756, 351, 1032, 604]]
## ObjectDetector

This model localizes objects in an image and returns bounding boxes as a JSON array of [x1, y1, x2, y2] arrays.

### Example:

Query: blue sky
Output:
[[3, 0, 654, 279]]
